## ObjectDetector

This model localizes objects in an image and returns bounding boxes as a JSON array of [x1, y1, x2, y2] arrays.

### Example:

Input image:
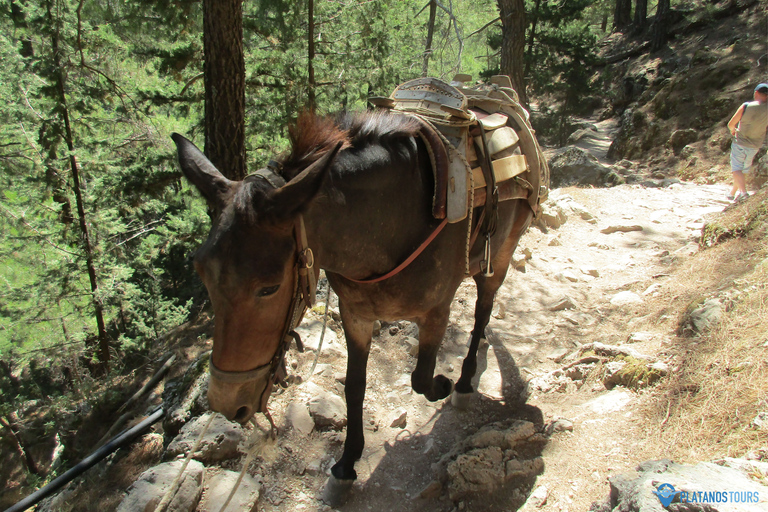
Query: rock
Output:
[[546, 348, 569, 363], [610, 291, 643, 306], [117, 460, 205, 512], [590, 459, 768, 512], [308, 392, 347, 429], [546, 418, 574, 435], [390, 409, 408, 429], [525, 485, 548, 508], [294, 317, 339, 351], [642, 283, 662, 296], [602, 361, 628, 389], [581, 389, 634, 415], [555, 270, 580, 283], [403, 336, 420, 357], [284, 402, 314, 435], [198, 470, 260, 512], [581, 266, 599, 277], [433, 420, 545, 501], [162, 355, 210, 438], [549, 295, 579, 311], [679, 298, 723, 336], [627, 331, 652, 343], [540, 203, 566, 229], [600, 225, 643, 234], [667, 128, 698, 154], [548, 237, 562, 247], [165, 413, 246, 463], [580, 341, 652, 361], [548, 146, 621, 188], [446, 447, 506, 500], [753, 412, 768, 430]]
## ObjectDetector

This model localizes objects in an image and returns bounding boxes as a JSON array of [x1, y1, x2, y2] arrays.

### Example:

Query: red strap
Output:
[[346, 218, 449, 284]]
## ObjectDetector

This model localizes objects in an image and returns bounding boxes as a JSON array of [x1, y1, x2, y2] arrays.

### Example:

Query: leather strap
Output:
[[345, 218, 449, 284]]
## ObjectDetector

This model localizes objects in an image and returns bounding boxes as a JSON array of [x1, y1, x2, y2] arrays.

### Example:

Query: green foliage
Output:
[[0, 0, 207, 386]]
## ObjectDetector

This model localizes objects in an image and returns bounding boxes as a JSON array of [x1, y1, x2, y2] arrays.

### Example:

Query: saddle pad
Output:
[[472, 154, 528, 189]]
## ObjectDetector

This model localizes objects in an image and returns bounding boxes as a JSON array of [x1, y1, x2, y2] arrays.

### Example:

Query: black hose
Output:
[[4, 406, 165, 512]]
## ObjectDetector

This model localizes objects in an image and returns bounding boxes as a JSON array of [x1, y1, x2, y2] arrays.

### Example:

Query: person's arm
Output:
[[727, 103, 746, 136]]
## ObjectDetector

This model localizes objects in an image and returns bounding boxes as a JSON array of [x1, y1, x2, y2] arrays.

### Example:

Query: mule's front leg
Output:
[[411, 304, 454, 401], [324, 306, 372, 506]]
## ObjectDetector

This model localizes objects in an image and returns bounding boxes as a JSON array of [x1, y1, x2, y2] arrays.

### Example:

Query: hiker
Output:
[[727, 83, 768, 201]]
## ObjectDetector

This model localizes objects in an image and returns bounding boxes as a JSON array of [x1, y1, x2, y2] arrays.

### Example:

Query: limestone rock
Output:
[[432, 419, 545, 501], [198, 470, 260, 512], [590, 459, 768, 512], [610, 291, 643, 306], [600, 225, 643, 234], [549, 295, 579, 311], [679, 298, 723, 336], [390, 408, 408, 429], [165, 413, 246, 463], [117, 460, 205, 512], [548, 146, 621, 188], [284, 402, 314, 436], [308, 391, 347, 429]]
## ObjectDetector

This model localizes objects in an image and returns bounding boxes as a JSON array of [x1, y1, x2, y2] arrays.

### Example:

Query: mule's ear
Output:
[[172, 133, 233, 206], [265, 142, 342, 221]]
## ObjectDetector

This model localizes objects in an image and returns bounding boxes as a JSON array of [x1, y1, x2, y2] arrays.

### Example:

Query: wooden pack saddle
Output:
[[370, 76, 550, 222]]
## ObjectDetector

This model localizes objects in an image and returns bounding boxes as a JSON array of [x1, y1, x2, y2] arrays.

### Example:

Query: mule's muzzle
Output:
[[207, 358, 274, 424]]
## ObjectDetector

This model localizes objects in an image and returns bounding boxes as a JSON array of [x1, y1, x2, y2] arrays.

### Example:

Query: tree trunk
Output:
[[497, 0, 528, 107], [46, 1, 110, 371], [614, 0, 632, 31], [0, 414, 40, 477], [650, 0, 670, 52], [422, 0, 437, 77], [202, 0, 246, 180], [307, 0, 316, 109], [633, 0, 648, 32], [524, 0, 541, 76]]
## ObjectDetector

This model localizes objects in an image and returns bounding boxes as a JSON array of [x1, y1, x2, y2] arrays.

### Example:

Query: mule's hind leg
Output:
[[411, 303, 454, 401], [453, 207, 532, 408], [324, 304, 372, 506]]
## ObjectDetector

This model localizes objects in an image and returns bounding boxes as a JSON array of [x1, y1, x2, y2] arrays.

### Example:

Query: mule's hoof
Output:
[[322, 474, 355, 507], [451, 390, 473, 409]]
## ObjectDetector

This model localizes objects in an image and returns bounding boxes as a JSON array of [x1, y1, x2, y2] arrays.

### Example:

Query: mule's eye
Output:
[[257, 285, 280, 297]]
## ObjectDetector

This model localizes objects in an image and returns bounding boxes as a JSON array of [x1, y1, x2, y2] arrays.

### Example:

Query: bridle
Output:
[[208, 162, 317, 414]]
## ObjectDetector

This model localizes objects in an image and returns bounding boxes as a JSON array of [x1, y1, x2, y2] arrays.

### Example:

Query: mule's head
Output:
[[172, 133, 339, 424]]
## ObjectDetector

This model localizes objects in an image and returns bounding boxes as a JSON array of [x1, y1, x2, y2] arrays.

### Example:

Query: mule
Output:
[[172, 110, 534, 503]]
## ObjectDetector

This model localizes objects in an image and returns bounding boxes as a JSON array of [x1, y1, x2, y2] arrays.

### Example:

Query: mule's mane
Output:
[[232, 110, 422, 224], [280, 110, 422, 179]]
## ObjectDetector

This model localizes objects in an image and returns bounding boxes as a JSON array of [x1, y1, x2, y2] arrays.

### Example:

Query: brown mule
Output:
[[173, 110, 534, 505]]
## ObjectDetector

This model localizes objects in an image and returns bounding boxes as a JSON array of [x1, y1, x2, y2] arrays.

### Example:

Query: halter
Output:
[[208, 162, 317, 414]]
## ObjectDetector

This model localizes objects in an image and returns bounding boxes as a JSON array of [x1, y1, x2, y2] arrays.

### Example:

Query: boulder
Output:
[[590, 459, 768, 511], [548, 146, 621, 188], [432, 419, 546, 501], [165, 412, 246, 463], [308, 391, 347, 429], [679, 298, 723, 336], [117, 460, 205, 512], [198, 470, 260, 512], [667, 129, 698, 155]]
